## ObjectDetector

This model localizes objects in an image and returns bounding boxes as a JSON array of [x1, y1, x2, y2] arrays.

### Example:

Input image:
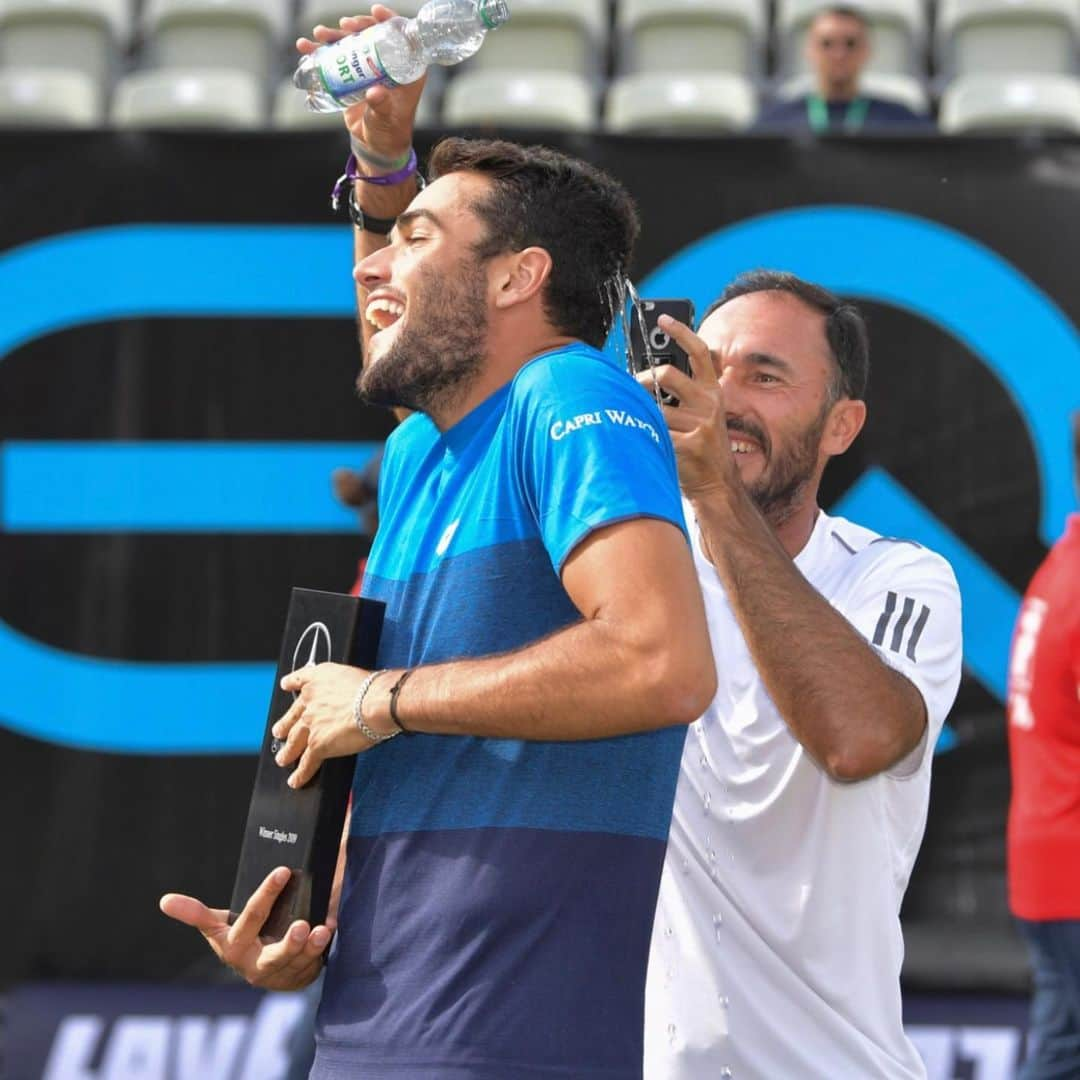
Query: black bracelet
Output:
[[345, 171, 427, 234], [347, 187, 397, 235], [389, 669, 416, 735]]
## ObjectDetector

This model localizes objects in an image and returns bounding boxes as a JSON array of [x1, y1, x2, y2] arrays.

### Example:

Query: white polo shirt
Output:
[[645, 506, 963, 1080]]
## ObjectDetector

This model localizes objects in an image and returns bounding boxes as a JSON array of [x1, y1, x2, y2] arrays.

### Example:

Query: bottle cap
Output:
[[479, 0, 510, 30]]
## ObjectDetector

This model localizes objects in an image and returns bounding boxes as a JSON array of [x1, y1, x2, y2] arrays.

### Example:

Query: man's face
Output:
[[807, 12, 870, 91], [697, 291, 841, 525], [355, 171, 495, 414]]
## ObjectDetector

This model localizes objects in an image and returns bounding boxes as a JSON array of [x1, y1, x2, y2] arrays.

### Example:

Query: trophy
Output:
[[230, 588, 384, 941]]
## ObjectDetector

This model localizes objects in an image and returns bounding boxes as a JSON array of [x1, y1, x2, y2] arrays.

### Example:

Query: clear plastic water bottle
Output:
[[295, 0, 511, 113]]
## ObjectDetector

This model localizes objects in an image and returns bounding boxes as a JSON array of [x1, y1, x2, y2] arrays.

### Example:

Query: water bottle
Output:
[[295, 0, 511, 113]]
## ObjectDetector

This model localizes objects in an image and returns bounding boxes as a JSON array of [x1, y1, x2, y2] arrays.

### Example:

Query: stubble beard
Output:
[[740, 405, 829, 529], [357, 258, 489, 417]]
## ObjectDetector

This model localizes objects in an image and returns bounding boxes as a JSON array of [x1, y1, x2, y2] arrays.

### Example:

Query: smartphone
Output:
[[627, 298, 695, 380]]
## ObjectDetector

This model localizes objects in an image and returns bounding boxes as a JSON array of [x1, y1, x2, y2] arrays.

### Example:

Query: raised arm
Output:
[[639, 316, 941, 783], [297, 7, 426, 349]]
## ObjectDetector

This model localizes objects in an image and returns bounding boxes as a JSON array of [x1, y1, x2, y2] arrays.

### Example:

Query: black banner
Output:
[[3, 131, 1079, 992], [2, 983, 1029, 1080]]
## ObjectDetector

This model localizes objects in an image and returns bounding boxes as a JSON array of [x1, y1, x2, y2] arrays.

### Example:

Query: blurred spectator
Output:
[[1007, 413, 1080, 1078], [755, 6, 931, 134]]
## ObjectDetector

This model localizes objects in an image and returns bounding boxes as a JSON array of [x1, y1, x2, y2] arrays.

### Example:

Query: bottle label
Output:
[[317, 33, 390, 101]]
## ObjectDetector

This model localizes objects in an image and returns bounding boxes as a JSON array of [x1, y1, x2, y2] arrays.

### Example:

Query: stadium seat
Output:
[[142, 0, 290, 81], [605, 71, 756, 132], [442, 70, 594, 131], [939, 74, 1080, 133], [775, 0, 926, 78], [0, 0, 129, 89], [0, 68, 104, 126], [464, 0, 608, 80], [936, 0, 1080, 78], [299, 0, 424, 31], [776, 71, 930, 115], [112, 68, 265, 127], [274, 71, 440, 129], [617, 0, 767, 79]]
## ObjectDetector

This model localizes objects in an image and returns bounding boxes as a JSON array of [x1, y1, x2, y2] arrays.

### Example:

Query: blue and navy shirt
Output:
[[315, 343, 689, 1080]]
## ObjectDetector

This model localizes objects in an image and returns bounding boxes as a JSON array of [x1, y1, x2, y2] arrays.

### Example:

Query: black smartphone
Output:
[[627, 298, 695, 379]]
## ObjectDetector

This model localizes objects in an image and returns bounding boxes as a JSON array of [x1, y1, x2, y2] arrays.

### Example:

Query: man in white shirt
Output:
[[638, 271, 963, 1079]]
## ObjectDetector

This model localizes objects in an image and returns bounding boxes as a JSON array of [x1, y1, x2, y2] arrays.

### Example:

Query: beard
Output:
[[731, 404, 829, 528], [357, 257, 489, 416]]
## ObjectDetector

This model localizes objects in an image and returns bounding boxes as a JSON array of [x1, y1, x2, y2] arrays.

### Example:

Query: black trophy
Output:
[[230, 588, 384, 941]]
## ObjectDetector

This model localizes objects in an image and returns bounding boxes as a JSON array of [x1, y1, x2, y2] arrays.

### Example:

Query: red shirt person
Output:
[[1007, 416, 1080, 1078]]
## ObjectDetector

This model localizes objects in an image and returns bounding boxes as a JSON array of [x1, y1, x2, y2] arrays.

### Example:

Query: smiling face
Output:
[[698, 291, 851, 526], [354, 171, 497, 415]]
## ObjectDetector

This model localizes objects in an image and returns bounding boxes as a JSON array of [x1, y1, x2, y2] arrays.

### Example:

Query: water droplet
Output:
[[713, 912, 723, 940], [699, 753, 708, 769], [719, 995, 730, 1009], [710, 864, 721, 882], [667, 1022, 678, 1046], [664, 964, 675, 987], [663, 923, 673, 939], [720, 1068, 733, 1078], [703, 791, 712, 815], [680, 856, 690, 875]]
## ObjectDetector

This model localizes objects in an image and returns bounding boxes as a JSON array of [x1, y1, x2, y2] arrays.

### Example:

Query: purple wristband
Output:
[[330, 148, 418, 210]]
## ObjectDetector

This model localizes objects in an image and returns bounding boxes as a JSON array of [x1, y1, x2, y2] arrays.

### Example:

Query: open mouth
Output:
[[364, 295, 406, 334], [729, 439, 759, 456]]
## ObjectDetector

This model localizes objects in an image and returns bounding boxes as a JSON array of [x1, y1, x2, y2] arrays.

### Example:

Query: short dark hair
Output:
[[427, 137, 640, 349], [702, 270, 870, 402], [811, 5, 870, 30]]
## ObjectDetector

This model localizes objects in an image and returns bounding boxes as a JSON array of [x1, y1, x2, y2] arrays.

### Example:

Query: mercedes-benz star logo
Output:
[[290, 621, 333, 699]]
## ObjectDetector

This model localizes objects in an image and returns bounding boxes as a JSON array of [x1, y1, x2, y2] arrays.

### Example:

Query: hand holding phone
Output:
[[628, 298, 695, 404]]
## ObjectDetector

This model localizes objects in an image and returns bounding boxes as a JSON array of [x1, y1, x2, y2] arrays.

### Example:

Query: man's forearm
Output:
[[380, 614, 711, 742], [691, 488, 924, 780]]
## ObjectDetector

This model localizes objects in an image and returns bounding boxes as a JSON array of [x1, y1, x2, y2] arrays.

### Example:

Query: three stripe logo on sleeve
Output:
[[872, 591, 931, 662]]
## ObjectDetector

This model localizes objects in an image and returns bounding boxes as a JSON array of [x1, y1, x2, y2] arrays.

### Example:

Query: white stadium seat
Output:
[[776, 71, 930, 115], [112, 68, 264, 128], [0, 0, 130, 89], [939, 74, 1080, 133], [299, 0, 424, 30], [0, 68, 104, 126], [617, 0, 767, 79], [936, 0, 1080, 78], [142, 0, 290, 81], [274, 72, 440, 129], [606, 71, 756, 133], [775, 0, 926, 78], [442, 70, 594, 131], [464, 0, 608, 79]]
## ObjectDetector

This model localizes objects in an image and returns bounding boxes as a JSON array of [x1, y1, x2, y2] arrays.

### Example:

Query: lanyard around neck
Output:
[[806, 94, 870, 134]]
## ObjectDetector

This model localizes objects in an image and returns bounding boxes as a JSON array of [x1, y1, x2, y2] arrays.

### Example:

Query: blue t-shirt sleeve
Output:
[[513, 350, 688, 573]]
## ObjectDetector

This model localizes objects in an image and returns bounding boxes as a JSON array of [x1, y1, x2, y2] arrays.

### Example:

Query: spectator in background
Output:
[[755, 6, 931, 134], [1007, 414, 1080, 1079]]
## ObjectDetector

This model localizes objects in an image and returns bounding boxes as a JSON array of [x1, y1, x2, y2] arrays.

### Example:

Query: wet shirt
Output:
[[314, 343, 689, 1080], [646, 507, 962, 1080]]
